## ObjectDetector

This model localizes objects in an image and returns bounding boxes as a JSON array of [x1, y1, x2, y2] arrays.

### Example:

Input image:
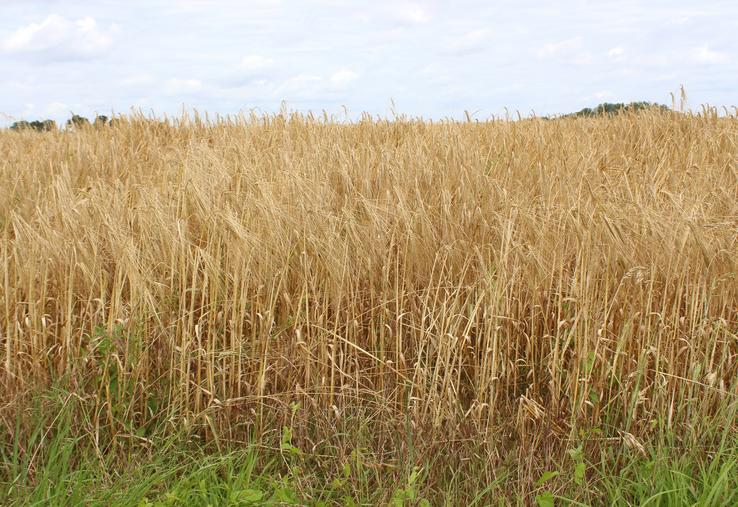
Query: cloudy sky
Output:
[[1, 0, 736, 124]]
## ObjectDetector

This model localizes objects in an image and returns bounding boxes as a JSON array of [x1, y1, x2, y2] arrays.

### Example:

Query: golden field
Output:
[[1, 109, 736, 500]]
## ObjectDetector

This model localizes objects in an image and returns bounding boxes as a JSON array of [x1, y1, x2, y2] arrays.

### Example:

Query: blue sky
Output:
[[1, 0, 736, 124]]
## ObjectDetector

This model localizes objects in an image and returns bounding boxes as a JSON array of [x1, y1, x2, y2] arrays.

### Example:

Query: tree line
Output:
[[7, 103, 671, 131], [558, 101, 669, 118], [9, 114, 114, 132]]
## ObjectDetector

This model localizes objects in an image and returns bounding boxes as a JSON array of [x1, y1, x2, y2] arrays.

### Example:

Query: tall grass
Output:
[[1, 108, 736, 500]]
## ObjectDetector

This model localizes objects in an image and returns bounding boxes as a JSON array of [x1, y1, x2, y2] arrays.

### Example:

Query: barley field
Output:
[[1, 109, 737, 505]]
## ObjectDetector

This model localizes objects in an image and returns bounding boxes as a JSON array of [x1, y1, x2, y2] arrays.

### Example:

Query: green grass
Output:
[[1, 388, 736, 506], [3, 438, 736, 506], [596, 445, 738, 506]]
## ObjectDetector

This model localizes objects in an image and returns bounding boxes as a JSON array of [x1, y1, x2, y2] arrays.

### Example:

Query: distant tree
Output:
[[10, 119, 56, 132], [30, 120, 56, 132], [10, 121, 31, 131], [67, 114, 90, 129], [561, 101, 669, 119], [94, 115, 109, 127]]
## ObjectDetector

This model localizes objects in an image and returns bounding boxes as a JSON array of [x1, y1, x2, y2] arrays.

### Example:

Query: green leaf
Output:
[[390, 490, 406, 507], [408, 467, 420, 485], [270, 486, 300, 504], [567, 444, 583, 462], [281, 426, 292, 446], [289, 401, 301, 414], [280, 426, 299, 453], [341, 496, 358, 507], [588, 389, 600, 404], [574, 462, 586, 485], [585, 351, 596, 373], [535, 471, 559, 486], [233, 488, 264, 503], [535, 491, 555, 507]]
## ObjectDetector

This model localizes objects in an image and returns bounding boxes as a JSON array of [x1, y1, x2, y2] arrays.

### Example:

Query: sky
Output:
[[1, 0, 736, 125]]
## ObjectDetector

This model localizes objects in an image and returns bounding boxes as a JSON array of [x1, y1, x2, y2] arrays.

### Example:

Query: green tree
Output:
[[564, 101, 669, 118], [10, 119, 56, 132], [67, 114, 91, 129], [94, 115, 110, 127]]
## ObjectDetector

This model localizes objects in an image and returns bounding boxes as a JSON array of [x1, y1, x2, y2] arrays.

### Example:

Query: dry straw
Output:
[[0, 107, 736, 466]]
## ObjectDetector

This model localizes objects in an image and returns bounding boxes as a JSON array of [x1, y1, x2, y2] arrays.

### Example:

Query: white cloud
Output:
[[608, 46, 624, 59], [278, 74, 322, 96], [239, 55, 276, 71], [536, 36, 592, 65], [173, 0, 281, 13], [164, 78, 203, 95], [536, 37, 584, 58], [667, 16, 691, 25], [285, 74, 321, 87], [45, 101, 70, 115], [446, 29, 490, 55], [122, 74, 156, 87], [0, 0, 737, 125], [273, 70, 358, 99], [329, 69, 359, 88], [390, 3, 431, 25], [9, 101, 77, 121], [1, 15, 117, 58], [217, 55, 278, 88], [692, 45, 728, 64]]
